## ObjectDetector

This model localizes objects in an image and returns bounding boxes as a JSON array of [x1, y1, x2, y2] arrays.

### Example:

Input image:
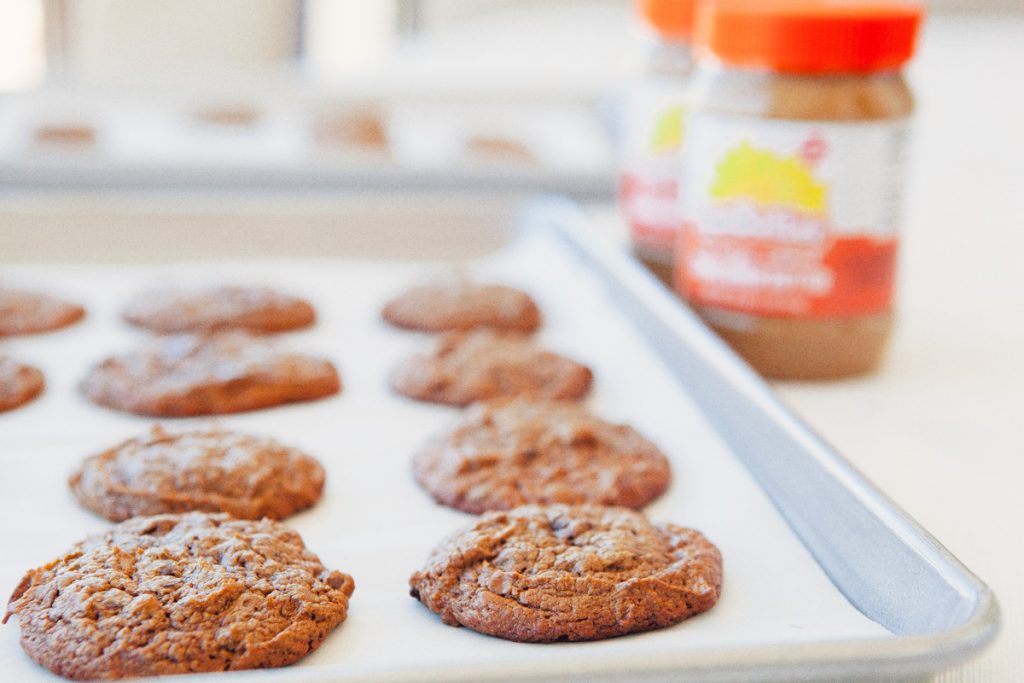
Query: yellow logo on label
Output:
[[710, 141, 827, 213], [649, 105, 685, 153]]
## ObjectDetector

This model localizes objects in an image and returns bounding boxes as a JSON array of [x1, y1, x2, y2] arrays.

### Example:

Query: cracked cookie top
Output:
[[80, 331, 341, 417], [5, 512, 355, 679], [413, 398, 671, 513], [409, 504, 722, 642], [70, 426, 326, 521]]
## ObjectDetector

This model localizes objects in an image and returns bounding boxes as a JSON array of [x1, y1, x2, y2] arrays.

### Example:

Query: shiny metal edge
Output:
[[518, 196, 1001, 682], [0, 164, 615, 200]]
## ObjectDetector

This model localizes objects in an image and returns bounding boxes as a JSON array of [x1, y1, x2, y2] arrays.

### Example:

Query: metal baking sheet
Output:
[[0, 194, 998, 682], [0, 87, 614, 199]]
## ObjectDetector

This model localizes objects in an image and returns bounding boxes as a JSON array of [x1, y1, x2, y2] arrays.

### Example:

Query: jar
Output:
[[677, 0, 923, 379], [619, 0, 697, 285]]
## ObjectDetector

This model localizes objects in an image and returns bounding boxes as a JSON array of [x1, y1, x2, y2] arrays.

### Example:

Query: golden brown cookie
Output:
[[4, 513, 355, 679], [70, 426, 326, 521], [410, 504, 722, 642], [414, 398, 671, 513], [122, 285, 316, 335], [0, 288, 85, 336], [79, 331, 341, 417], [382, 281, 541, 333], [390, 330, 592, 406], [0, 357, 44, 413]]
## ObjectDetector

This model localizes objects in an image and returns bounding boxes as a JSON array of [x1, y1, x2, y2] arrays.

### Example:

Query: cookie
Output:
[[4, 513, 354, 679], [70, 426, 326, 521], [410, 504, 722, 642], [0, 357, 44, 412], [122, 285, 316, 334], [390, 330, 592, 406], [80, 331, 340, 417], [0, 288, 85, 336], [414, 398, 670, 514], [382, 281, 541, 333]]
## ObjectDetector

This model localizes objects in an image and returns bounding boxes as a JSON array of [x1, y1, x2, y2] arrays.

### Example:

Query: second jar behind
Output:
[[620, 0, 697, 285]]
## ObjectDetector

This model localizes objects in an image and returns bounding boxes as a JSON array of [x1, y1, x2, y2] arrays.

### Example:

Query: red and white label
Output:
[[678, 113, 908, 317], [619, 80, 688, 258], [620, 166, 680, 254]]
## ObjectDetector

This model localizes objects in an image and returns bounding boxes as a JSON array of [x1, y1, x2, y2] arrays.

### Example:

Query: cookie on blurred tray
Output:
[[390, 330, 591, 406]]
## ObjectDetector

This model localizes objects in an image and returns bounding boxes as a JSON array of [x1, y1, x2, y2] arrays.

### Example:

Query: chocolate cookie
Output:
[[414, 398, 670, 513], [410, 504, 722, 642], [382, 281, 541, 333], [0, 357, 44, 412], [4, 513, 354, 679], [70, 426, 326, 521], [0, 288, 84, 336], [122, 285, 316, 334], [80, 331, 341, 417], [390, 330, 592, 406]]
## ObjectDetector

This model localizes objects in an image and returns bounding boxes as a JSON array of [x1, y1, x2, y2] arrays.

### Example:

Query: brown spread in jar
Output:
[[677, 1, 923, 379]]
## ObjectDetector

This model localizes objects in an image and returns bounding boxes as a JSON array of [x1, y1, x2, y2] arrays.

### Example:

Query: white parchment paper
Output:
[[0, 231, 890, 681]]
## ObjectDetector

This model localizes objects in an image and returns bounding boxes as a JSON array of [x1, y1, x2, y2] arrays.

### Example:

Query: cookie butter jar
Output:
[[677, 1, 923, 379], [619, 0, 697, 285]]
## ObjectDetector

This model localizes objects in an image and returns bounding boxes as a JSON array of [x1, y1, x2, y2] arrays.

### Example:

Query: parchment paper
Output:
[[0, 230, 890, 681]]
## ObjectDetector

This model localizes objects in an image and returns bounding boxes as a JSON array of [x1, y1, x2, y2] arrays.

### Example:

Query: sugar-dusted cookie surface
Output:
[[4, 513, 355, 680], [382, 281, 540, 333], [70, 426, 326, 521], [80, 331, 340, 416], [0, 357, 44, 413], [0, 288, 84, 337], [410, 504, 722, 642], [123, 285, 316, 334], [390, 330, 592, 406], [414, 398, 671, 513]]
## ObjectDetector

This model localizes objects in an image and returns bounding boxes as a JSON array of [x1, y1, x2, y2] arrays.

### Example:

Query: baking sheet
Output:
[[0, 89, 614, 197], [0, 228, 891, 682]]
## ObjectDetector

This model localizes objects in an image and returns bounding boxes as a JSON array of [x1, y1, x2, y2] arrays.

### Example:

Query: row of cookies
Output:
[[1, 288, 86, 411], [0, 284, 334, 415], [3, 278, 723, 678], [87, 285, 343, 416], [111, 280, 724, 645], [6, 279, 674, 516], [2, 283, 357, 678], [383, 280, 669, 512], [379, 280, 723, 642]]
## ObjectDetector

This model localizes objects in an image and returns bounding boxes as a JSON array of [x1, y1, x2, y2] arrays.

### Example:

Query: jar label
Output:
[[678, 113, 908, 317], [620, 82, 688, 258]]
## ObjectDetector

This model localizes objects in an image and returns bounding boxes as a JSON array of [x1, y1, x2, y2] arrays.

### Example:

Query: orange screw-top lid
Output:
[[636, 0, 699, 39], [695, 1, 924, 73]]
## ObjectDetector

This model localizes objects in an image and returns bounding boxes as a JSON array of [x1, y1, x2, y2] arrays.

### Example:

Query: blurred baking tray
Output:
[[0, 86, 615, 199], [0, 193, 998, 682]]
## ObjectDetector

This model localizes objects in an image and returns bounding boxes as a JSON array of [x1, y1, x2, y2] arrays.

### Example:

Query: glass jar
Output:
[[619, 0, 697, 285], [677, 0, 924, 379]]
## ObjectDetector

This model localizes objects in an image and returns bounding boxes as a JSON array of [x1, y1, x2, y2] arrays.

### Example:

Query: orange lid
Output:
[[695, 1, 924, 73], [636, 0, 699, 39]]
